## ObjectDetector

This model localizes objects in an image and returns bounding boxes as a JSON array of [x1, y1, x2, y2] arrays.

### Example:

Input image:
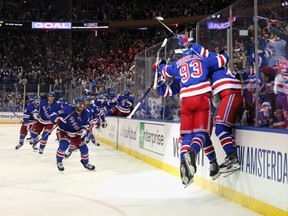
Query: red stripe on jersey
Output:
[[218, 55, 225, 67], [180, 145, 190, 152], [180, 83, 211, 94], [204, 146, 214, 154], [212, 79, 242, 90]]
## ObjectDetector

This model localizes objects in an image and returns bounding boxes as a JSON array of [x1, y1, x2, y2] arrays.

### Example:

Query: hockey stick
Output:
[[127, 82, 154, 119], [7, 106, 23, 122], [153, 38, 168, 89], [34, 110, 76, 145], [156, 16, 177, 37], [254, 15, 286, 25]]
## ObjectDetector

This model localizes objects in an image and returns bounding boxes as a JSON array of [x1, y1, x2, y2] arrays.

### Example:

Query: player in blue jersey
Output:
[[25, 92, 36, 140], [50, 97, 95, 171], [105, 89, 134, 117], [30, 91, 62, 154], [57, 97, 70, 108], [155, 50, 221, 183], [84, 96, 106, 146], [15, 95, 41, 150], [191, 42, 242, 176], [157, 41, 229, 187]]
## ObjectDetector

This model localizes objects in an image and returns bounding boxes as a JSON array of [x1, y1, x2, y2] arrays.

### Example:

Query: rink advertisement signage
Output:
[[32, 22, 72, 29], [237, 146, 288, 184], [0, 112, 23, 122], [139, 122, 165, 155], [119, 125, 136, 141]]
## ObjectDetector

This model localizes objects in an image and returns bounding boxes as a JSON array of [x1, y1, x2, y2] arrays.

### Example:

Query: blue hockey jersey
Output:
[[34, 99, 62, 124], [159, 43, 229, 99], [50, 105, 90, 136]]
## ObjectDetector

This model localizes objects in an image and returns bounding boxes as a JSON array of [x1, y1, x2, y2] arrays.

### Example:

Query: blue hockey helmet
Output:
[[33, 95, 41, 101], [58, 97, 64, 103], [73, 97, 84, 105], [83, 95, 92, 101], [109, 91, 116, 98], [47, 91, 55, 97], [123, 89, 131, 97], [28, 92, 36, 100]]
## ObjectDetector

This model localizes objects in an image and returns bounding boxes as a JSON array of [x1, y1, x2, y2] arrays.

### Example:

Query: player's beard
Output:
[[75, 104, 84, 113]]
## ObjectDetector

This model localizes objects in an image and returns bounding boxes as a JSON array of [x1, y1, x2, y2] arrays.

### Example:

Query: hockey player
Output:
[[50, 97, 95, 171], [25, 92, 36, 140], [105, 89, 134, 117], [157, 41, 229, 187], [155, 51, 221, 183], [15, 95, 41, 150], [191, 43, 242, 176], [57, 97, 70, 108], [107, 91, 118, 110], [86, 96, 107, 145], [30, 91, 62, 154]]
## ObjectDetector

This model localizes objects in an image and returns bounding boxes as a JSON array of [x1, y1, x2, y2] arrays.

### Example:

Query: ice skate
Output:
[[92, 140, 100, 146], [32, 144, 38, 150], [219, 152, 241, 177], [180, 160, 194, 188], [81, 160, 95, 171], [209, 161, 221, 180], [38, 148, 44, 154], [15, 143, 23, 150], [184, 149, 197, 179], [57, 162, 64, 171]]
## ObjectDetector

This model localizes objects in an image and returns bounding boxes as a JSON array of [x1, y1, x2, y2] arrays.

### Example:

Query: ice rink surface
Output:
[[0, 124, 261, 216]]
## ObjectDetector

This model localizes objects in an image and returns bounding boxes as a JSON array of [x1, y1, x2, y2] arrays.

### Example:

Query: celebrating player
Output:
[[51, 97, 95, 171]]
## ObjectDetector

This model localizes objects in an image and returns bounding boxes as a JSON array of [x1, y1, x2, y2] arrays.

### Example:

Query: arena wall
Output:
[[94, 117, 288, 216]]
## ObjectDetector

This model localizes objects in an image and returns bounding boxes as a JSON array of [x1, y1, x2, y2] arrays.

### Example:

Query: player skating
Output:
[[29, 91, 62, 154], [15, 95, 41, 150], [50, 97, 95, 171]]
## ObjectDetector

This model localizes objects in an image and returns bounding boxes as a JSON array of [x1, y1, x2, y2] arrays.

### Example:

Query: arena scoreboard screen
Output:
[[0, 21, 109, 30]]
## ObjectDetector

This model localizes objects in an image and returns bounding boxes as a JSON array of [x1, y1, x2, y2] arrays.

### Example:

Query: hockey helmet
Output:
[[73, 97, 84, 105], [83, 96, 92, 101], [123, 89, 131, 97], [28, 92, 36, 100], [109, 91, 116, 98], [47, 91, 55, 97]]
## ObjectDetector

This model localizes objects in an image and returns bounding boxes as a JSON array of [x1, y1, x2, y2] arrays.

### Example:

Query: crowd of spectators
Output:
[[0, 0, 237, 22], [0, 0, 287, 130], [0, 0, 237, 112]]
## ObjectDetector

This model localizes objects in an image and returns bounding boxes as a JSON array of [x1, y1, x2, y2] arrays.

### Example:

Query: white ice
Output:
[[0, 124, 261, 216]]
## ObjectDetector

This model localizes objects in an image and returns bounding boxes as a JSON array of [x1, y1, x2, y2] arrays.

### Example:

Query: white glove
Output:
[[33, 113, 40, 120]]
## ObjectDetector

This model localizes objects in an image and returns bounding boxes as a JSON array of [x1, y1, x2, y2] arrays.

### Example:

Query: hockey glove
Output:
[[33, 113, 40, 120], [101, 121, 108, 128], [79, 129, 87, 139], [55, 117, 66, 124]]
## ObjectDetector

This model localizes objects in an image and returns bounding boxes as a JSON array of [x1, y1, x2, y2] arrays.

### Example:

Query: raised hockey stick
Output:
[[127, 82, 154, 119], [156, 16, 177, 37], [34, 110, 76, 145], [153, 38, 168, 89], [7, 106, 23, 122]]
